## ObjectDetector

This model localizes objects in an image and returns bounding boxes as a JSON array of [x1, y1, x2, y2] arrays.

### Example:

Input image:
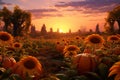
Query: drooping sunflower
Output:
[[0, 31, 13, 44], [12, 56, 42, 79], [108, 61, 120, 80], [85, 34, 104, 47], [12, 42, 22, 49], [63, 45, 80, 57], [107, 35, 120, 43]]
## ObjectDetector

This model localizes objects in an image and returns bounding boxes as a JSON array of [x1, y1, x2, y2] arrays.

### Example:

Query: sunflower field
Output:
[[0, 31, 120, 80]]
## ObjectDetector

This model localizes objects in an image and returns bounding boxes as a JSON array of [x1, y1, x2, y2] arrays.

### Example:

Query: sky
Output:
[[0, 0, 120, 33]]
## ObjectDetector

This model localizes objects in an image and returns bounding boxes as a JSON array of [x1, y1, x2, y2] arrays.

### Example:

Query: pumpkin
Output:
[[0, 55, 16, 69], [72, 53, 98, 75]]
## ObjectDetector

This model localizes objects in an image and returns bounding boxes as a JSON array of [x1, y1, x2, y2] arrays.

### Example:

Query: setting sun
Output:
[[59, 29, 63, 33]]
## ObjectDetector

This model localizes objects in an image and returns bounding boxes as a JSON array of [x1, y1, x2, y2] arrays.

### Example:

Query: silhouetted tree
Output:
[[106, 5, 120, 34], [0, 7, 12, 32], [0, 6, 31, 36], [69, 29, 71, 33], [78, 29, 81, 34], [30, 24, 36, 33], [89, 29, 93, 33], [11, 6, 31, 36], [40, 24, 47, 35], [95, 24, 100, 34], [30, 24, 36, 37], [57, 28, 59, 33], [50, 27, 53, 33]]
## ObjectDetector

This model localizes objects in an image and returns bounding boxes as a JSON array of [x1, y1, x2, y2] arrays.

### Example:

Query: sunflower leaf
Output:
[[8, 74, 22, 80], [98, 63, 109, 79], [71, 75, 89, 80], [1, 69, 11, 79], [83, 72, 101, 80]]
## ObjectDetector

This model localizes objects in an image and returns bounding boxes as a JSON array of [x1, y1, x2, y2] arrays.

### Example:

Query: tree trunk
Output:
[[13, 24, 18, 36], [108, 21, 115, 34], [3, 24, 8, 31]]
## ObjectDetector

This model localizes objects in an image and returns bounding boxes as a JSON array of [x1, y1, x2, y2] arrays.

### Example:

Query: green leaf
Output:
[[55, 73, 69, 80], [65, 69, 78, 77], [9, 74, 22, 80], [98, 63, 109, 79], [83, 72, 101, 80], [1, 69, 11, 79], [71, 75, 89, 80]]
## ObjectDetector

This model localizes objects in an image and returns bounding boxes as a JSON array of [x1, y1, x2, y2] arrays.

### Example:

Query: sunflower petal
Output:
[[115, 62, 120, 65], [109, 65, 119, 71], [108, 69, 118, 77], [114, 74, 120, 80]]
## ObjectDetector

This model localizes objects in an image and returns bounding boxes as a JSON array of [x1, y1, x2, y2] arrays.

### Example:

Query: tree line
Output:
[[0, 5, 120, 37]]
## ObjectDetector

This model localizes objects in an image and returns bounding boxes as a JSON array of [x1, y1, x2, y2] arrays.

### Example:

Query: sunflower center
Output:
[[68, 47, 77, 51], [90, 37, 101, 44], [14, 44, 20, 48], [24, 60, 36, 69], [76, 37, 79, 40], [110, 37, 119, 41], [0, 35, 10, 41]]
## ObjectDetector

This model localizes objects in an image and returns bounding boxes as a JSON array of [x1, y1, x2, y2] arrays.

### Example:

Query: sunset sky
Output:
[[0, 0, 120, 33]]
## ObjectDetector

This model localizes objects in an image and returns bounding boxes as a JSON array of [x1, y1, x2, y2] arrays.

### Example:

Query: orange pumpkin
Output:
[[0, 55, 16, 69], [72, 53, 97, 75]]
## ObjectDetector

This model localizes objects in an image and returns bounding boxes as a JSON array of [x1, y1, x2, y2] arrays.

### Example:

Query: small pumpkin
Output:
[[72, 53, 98, 75], [0, 55, 16, 69]]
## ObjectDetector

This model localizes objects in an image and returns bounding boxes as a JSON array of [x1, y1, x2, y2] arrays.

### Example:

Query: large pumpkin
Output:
[[72, 54, 98, 75], [0, 55, 16, 69]]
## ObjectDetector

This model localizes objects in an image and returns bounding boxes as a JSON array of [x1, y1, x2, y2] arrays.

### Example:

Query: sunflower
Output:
[[0, 31, 13, 46], [85, 34, 104, 47], [108, 61, 120, 80], [107, 35, 120, 43], [12, 42, 22, 49], [56, 41, 60, 45], [0, 31, 13, 44], [63, 45, 80, 57], [12, 56, 42, 79], [64, 51, 78, 58], [62, 39, 65, 42], [75, 36, 80, 40]]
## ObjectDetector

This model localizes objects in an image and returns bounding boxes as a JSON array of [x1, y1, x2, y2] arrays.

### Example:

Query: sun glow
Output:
[[59, 29, 63, 33]]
